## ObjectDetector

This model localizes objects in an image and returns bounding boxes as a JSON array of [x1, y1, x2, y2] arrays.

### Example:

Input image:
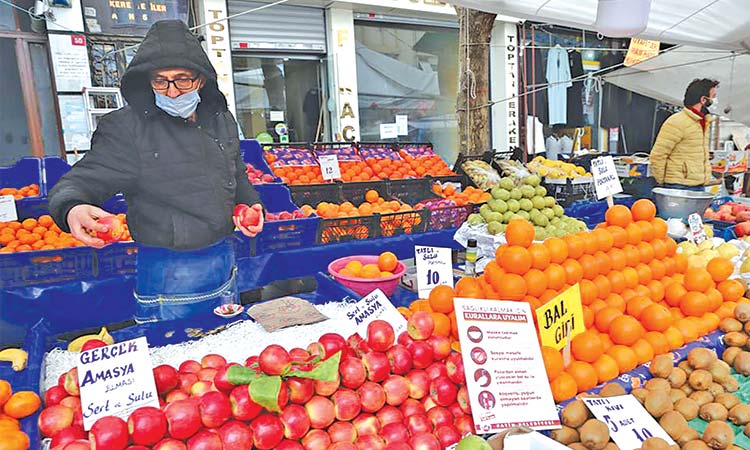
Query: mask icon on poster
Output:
[[275, 123, 289, 144]]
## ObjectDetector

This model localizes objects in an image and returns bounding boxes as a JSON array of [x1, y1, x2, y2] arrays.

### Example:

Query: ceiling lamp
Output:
[[596, 0, 652, 37]]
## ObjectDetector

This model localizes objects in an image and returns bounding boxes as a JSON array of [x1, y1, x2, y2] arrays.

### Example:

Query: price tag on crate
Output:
[[688, 213, 708, 244], [415, 246, 454, 298], [582, 395, 675, 450], [319, 154, 341, 181], [591, 156, 623, 200], [0, 195, 18, 222]]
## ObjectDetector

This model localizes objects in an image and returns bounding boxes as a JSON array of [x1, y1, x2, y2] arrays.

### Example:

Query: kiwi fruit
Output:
[[743, 320, 750, 334], [720, 317, 743, 333], [659, 410, 689, 439], [561, 399, 590, 428], [675, 427, 701, 446], [639, 437, 675, 450], [667, 367, 687, 388], [728, 404, 750, 426], [603, 444, 620, 450], [723, 332, 748, 348], [632, 388, 649, 403], [599, 383, 626, 397], [669, 388, 687, 403], [702, 420, 734, 449], [689, 369, 713, 390], [645, 390, 674, 418], [733, 351, 750, 376], [674, 397, 700, 421], [646, 378, 672, 392], [689, 391, 715, 407], [720, 375, 740, 393], [745, 422, 750, 437], [709, 360, 732, 383], [679, 360, 695, 375], [579, 419, 610, 450], [688, 348, 717, 369], [707, 382, 726, 397], [681, 384, 695, 396], [550, 425, 579, 444], [650, 355, 675, 378], [722, 347, 742, 365], [567, 444, 587, 450], [682, 441, 711, 450], [714, 393, 740, 410], [699, 402, 729, 421], [734, 302, 750, 322]]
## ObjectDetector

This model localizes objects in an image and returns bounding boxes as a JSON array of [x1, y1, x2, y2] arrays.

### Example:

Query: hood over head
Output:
[[121, 20, 227, 114]]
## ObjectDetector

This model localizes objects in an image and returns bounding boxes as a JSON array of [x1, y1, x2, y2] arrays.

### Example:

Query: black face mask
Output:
[[701, 97, 713, 115]]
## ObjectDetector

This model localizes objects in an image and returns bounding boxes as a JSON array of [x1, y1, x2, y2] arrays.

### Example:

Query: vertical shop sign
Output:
[[505, 29, 518, 150], [328, 8, 360, 142], [201, 0, 236, 114]]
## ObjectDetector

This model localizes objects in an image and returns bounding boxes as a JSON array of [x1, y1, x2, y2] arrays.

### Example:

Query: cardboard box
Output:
[[711, 150, 747, 173], [615, 162, 651, 178]]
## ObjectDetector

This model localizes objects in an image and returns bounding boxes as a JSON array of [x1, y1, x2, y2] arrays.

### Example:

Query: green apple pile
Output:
[[466, 175, 587, 239]]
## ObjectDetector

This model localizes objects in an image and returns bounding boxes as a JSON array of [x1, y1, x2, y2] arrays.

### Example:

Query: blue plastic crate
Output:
[[42, 156, 72, 195], [0, 246, 96, 289], [704, 219, 737, 241], [96, 241, 138, 277], [253, 184, 318, 254], [240, 139, 282, 183], [0, 157, 43, 194]]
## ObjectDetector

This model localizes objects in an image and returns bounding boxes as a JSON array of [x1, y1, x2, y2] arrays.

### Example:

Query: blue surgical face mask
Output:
[[153, 89, 201, 118]]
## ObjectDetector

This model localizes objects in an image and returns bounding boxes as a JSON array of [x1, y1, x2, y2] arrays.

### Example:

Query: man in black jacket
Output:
[[49, 20, 262, 322]]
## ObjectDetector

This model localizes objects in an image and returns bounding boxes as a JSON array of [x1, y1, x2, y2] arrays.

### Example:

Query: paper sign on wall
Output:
[[415, 246, 453, 298], [591, 156, 623, 199], [535, 284, 585, 351], [454, 298, 560, 434], [319, 154, 342, 181], [583, 395, 676, 449], [688, 213, 708, 244], [78, 337, 159, 430], [395, 115, 408, 136], [380, 123, 398, 139], [0, 196, 18, 222], [270, 111, 284, 122], [346, 288, 407, 338]]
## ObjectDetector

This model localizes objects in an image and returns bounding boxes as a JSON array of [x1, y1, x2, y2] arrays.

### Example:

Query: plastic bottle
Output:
[[465, 239, 477, 276]]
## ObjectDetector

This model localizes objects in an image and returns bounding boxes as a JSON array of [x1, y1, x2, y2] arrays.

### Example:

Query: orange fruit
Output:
[[681, 291, 709, 317], [345, 260, 363, 277], [541, 346, 564, 380], [523, 269, 549, 298], [431, 312, 451, 337], [550, 372, 578, 402], [579, 254, 598, 280], [428, 285, 455, 314], [636, 221, 655, 242], [706, 257, 734, 283], [651, 239, 667, 260], [595, 307, 623, 333], [701, 312, 721, 333], [583, 234, 599, 255], [567, 361, 598, 392], [455, 277, 482, 299], [665, 283, 687, 307], [505, 219, 535, 248], [594, 251, 612, 275], [609, 315, 645, 345], [562, 260, 583, 285], [673, 254, 688, 274], [607, 270, 626, 294], [580, 279, 598, 306], [607, 345, 638, 373], [592, 354, 620, 384], [563, 235, 585, 259], [636, 242, 654, 264], [640, 303, 673, 332], [685, 268, 713, 292], [571, 331, 604, 363], [608, 248, 627, 271], [643, 331, 670, 356], [20, 218, 37, 231], [647, 280, 666, 303], [544, 238, 568, 264], [605, 204, 633, 228], [623, 245, 640, 267], [589, 299, 608, 315], [625, 223, 643, 245], [500, 246, 532, 275], [631, 199, 657, 222], [360, 264, 381, 279], [621, 288, 637, 301], [409, 299, 431, 312], [544, 264, 566, 291], [675, 318, 700, 342], [649, 260, 666, 281], [37, 215, 54, 228], [599, 333, 614, 352], [528, 243, 551, 270], [592, 228, 614, 252], [593, 275, 612, 300], [706, 288, 723, 312], [632, 339, 655, 365], [378, 252, 398, 272], [718, 280, 744, 302], [716, 301, 737, 320], [2, 391, 40, 419], [497, 274, 527, 300], [664, 326, 685, 350], [397, 306, 412, 320], [365, 189, 379, 203], [0, 381, 10, 408], [626, 296, 653, 319], [622, 267, 639, 289], [0, 430, 29, 450], [608, 226, 628, 249], [652, 218, 668, 238], [606, 293, 626, 313], [583, 306, 595, 328]]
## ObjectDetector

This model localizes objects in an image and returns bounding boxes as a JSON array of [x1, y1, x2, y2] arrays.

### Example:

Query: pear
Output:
[[740, 258, 750, 274], [457, 435, 492, 450], [718, 243, 741, 259], [678, 241, 699, 257], [698, 239, 715, 252]]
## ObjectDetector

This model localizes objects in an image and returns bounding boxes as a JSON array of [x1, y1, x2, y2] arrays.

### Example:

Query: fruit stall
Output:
[[4, 142, 750, 450]]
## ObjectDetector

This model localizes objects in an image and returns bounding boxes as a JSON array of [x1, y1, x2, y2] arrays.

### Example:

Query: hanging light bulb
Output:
[[595, 0, 652, 37]]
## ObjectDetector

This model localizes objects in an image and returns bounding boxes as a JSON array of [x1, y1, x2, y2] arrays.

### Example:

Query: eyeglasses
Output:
[[150, 76, 199, 91]]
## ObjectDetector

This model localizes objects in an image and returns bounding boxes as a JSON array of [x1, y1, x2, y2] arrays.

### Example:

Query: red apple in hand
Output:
[[234, 204, 264, 232], [96, 215, 125, 243]]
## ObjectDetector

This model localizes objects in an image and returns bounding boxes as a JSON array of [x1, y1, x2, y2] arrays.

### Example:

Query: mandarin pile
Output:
[[0, 379, 40, 450], [397, 145, 456, 177], [301, 190, 414, 219], [0, 214, 131, 253], [337, 251, 400, 279], [0, 184, 40, 200], [432, 184, 490, 206]]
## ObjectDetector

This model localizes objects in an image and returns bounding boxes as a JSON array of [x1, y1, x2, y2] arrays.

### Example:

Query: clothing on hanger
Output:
[[546, 45, 571, 126], [567, 50, 585, 127], [523, 44, 548, 125]]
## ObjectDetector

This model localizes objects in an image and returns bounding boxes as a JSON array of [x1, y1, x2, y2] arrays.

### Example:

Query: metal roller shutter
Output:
[[227, 1, 326, 53]]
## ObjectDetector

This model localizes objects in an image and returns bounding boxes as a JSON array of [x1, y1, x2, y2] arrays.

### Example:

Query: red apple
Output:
[[313, 374, 340, 396], [305, 395, 335, 429], [38, 405, 74, 437], [229, 385, 262, 421], [60, 396, 81, 413], [406, 370, 431, 400], [153, 365, 180, 395], [244, 355, 258, 368], [280, 404, 311, 440], [356, 434, 385, 450], [166, 390, 189, 404], [430, 376, 458, 407], [179, 360, 202, 374], [362, 352, 390, 383], [352, 413, 380, 436], [45, 385, 68, 407], [153, 438, 187, 450], [457, 385, 471, 414], [81, 339, 107, 352], [380, 422, 409, 446], [346, 334, 370, 358], [424, 362, 448, 381], [426, 406, 453, 429], [213, 363, 239, 393], [422, 396, 437, 412], [277, 440, 305, 450], [409, 432, 441, 450], [329, 443, 357, 450], [89, 416, 129, 450], [63, 440, 93, 450], [367, 320, 395, 352], [318, 333, 347, 360], [217, 420, 253, 449], [448, 402, 463, 418], [397, 332, 414, 348], [382, 375, 410, 406], [64, 368, 79, 396], [386, 345, 413, 375], [384, 444, 413, 450], [400, 398, 426, 418], [128, 406, 167, 445], [164, 399, 201, 440], [125, 446, 150, 450], [434, 425, 461, 447], [198, 391, 232, 428], [407, 312, 434, 340], [50, 426, 87, 448], [307, 341, 324, 360], [409, 342, 434, 369], [357, 381, 386, 413], [201, 354, 227, 369], [96, 215, 124, 242], [289, 348, 311, 363], [250, 414, 284, 449], [331, 388, 361, 421], [197, 368, 218, 382], [339, 357, 367, 389], [259, 344, 291, 375], [328, 421, 357, 443], [179, 373, 198, 393], [301, 429, 331, 450], [186, 429, 222, 450], [406, 414, 432, 435], [189, 380, 216, 397], [445, 353, 465, 385], [455, 415, 475, 435], [376, 405, 404, 426], [287, 376, 314, 404], [427, 335, 451, 361]]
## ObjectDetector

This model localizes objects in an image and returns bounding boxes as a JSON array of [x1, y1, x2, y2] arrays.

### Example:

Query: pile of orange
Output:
[[397, 283, 470, 352], [0, 214, 131, 253], [338, 251, 399, 279], [0, 379, 39, 450], [432, 184, 491, 205], [0, 184, 40, 200], [269, 164, 325, 185], [398, 152, 457, 177], [337, 161, 379, 182], [363, 157, 417, 180], [302, 190, 415, 219]]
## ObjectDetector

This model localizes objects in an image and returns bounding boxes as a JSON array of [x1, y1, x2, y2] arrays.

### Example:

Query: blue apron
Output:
[[134, 239, 237, 323]]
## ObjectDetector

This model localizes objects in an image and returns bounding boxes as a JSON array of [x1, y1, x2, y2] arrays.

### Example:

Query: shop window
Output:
[[0, 39, 31, 164], [354, 22, 459, 164], [88, 39, 139, 87]]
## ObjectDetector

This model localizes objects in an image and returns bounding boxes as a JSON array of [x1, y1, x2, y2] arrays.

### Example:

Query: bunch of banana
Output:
[[0, 348, 28, 371], [67, 327, 114, 352]]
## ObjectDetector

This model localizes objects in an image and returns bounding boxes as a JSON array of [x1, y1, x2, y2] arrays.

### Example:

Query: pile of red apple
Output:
[[266, 210, 308, 222], [38, 312, 472, 450], [245, 163, 276, 184], [704, 202, 750, 237]]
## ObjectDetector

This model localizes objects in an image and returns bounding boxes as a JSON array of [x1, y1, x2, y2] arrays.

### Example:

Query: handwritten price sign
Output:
[[591, 156, 623, 200], [583, 395, 675, 450], [415, 246, 453, 298], [319, 154, 341, 181], [346, 288, 407, 338]]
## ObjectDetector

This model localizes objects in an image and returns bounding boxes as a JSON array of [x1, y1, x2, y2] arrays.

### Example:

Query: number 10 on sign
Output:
[[415, 246, 453, 298]]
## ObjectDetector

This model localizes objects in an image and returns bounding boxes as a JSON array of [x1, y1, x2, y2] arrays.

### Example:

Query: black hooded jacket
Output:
[[49, 20, 259, 250]]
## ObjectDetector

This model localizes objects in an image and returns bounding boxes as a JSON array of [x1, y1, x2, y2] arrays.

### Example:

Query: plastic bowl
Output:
[[328, 255, 406, 297]]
